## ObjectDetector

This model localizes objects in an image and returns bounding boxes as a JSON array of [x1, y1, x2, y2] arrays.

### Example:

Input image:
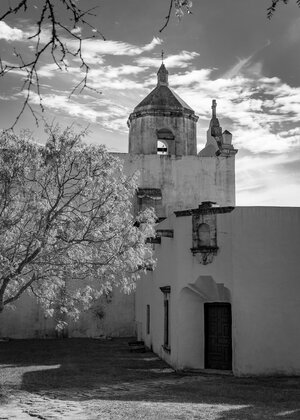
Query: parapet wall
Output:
[[113, 153, 236, 217]]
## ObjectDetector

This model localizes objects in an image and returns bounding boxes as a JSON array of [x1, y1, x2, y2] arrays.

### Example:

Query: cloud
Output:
[[135, 51, 200, 69], [170, 69, 214, 87], [0, 22, 24, 41], [5, 36, 300, 158], [223, 56, 254, 79], [280, 127, 300, 138], [37, 62, 148, 93], [66, 37, 162, 63], [25, 91, 130, 133], [28, 92, 107, 122], [236, 153, 300, 206], [165, 62, 300, 154], [38, 63, 67, 78], [33, 53, 300, 156]]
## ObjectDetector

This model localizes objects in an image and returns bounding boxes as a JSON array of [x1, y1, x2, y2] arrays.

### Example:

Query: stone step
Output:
[[128, 340, 146, 352]]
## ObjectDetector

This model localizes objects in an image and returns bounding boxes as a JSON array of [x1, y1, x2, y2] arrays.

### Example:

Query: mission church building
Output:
[[125, 63, 300, 376], [1, 63, 300, 376]]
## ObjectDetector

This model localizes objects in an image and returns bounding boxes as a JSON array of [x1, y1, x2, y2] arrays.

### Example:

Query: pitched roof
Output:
[[134, 85, 194, 112], [133, 64, 195, 114]]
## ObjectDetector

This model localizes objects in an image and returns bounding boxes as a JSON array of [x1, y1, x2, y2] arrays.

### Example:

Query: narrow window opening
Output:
[[160, 286, 171, 352], [146, 304, 150, 335], [164, 299, 169, 347]]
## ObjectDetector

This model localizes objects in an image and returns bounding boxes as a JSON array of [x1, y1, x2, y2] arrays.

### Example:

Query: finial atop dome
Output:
[[157, 59, 169, 86], [209, 99, 222, 138], [211, 99, 217, 118], [210, 99, 220, 127]]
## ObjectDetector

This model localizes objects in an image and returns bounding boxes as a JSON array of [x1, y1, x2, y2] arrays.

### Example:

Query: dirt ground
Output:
[[0, 338, 299, 419]]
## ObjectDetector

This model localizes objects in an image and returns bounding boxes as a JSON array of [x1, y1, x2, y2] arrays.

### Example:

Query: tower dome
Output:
[[127, 64, 198, 155]]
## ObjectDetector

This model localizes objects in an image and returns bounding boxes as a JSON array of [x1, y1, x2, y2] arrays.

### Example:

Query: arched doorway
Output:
[[177, 276, 232, 371]]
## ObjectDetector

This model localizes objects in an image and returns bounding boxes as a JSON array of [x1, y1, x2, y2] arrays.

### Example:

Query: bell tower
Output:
[[121, 64, 237, 219], [127, 63, 198, 156]]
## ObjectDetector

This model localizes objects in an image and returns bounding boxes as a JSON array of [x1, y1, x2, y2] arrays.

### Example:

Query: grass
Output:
[[0, 338, 299, 419]]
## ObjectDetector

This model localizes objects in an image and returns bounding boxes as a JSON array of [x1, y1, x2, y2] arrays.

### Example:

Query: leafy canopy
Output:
[[0, 127, 155, 327]]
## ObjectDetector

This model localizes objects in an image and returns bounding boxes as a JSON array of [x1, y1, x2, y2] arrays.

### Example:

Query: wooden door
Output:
[[204, 303, 232, 370]]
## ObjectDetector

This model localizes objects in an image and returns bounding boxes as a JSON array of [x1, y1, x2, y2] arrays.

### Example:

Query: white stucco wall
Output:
[[231, 207, 300, 376], [135, 212, 234, 370], [135, 206, 300, 376], [115, 153, 236, 217]]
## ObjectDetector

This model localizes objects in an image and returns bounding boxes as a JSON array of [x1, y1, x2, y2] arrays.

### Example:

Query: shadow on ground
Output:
[[1, 338, 300, 419]]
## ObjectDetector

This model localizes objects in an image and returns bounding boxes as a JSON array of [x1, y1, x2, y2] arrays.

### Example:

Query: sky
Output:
[[0, 0, 300, 206]]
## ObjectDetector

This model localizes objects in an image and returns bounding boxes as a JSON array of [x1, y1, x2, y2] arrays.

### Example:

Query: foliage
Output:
[[160, 0, 193, 32], [0, 127, 155, 326], [267, 0, 300, 18]]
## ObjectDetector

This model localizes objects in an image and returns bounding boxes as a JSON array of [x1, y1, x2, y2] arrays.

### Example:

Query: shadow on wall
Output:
[[1, 338, 300, 419]]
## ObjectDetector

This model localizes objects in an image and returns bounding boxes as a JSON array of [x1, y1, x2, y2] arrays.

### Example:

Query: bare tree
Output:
[[267, 0, 300, 18], [0, 126, 155, 327], [159, 0, 192, 33], [0, 1, 194, 127], [3, 0, 297, 127], [0, 1, 106, 127]]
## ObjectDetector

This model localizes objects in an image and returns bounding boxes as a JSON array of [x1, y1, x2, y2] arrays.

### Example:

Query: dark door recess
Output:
[[204, 303, 232, 370]]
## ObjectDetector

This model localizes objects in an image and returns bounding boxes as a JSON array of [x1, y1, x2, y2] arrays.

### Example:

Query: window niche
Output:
[[191, 214, 218, 265], [175, 202, 234, 265], [198, 223, 210, 247]]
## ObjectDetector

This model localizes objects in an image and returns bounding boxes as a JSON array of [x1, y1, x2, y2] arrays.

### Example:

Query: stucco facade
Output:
[[135, 206, 300, 376], [114, 153, 236, 218]]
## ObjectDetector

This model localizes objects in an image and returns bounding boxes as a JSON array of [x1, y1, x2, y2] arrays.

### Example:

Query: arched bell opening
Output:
[[157, 140, 168, 155], [157, 128, 175, 155]]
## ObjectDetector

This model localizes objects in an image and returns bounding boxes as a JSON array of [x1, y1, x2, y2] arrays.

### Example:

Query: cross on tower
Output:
[[161, 50, 164, 63]]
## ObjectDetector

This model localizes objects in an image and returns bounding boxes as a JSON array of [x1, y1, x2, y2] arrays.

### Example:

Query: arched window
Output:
[[198, 223, 210, 247], [157, 140, 168, 155], [156, 128, 174, 155]]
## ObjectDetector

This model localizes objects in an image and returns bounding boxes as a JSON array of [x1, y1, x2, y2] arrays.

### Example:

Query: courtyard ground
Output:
[[0, 338, 299, 420]]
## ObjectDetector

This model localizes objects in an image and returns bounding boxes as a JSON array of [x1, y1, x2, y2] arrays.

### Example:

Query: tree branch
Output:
[[0, 0, 104, 127], [159, 0, 174, 33]]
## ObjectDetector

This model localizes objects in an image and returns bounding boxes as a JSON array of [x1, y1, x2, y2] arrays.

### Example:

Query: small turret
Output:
[[127, 62, 198, 155], [209, 100, 223, 139], [157, 63, 169, 86], [199, 100, 237, 157]]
